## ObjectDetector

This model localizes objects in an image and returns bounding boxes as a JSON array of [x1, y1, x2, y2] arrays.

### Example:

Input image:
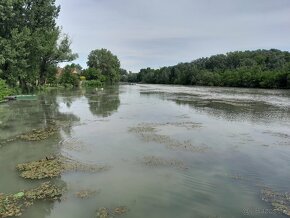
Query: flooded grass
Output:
[[129, 122, 209, 152], [96, 206, 128, 218], [142, 156, 187, 169], [16, 156, 110, 180], [1, 85, 290, 218], [19, 126, 58, 141], [0, 182, 63, 217], [75, 190, 99, 199], [261, 188, 290, 216]]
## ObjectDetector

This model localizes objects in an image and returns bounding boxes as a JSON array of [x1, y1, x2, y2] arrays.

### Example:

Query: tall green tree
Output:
[[0, 0, 77, 91], [87, 49, 120, 84]]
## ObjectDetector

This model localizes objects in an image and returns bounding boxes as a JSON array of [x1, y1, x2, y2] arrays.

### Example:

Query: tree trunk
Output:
[[39, 60, 48, 86]]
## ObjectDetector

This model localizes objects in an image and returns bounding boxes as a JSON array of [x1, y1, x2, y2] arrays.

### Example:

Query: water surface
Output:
[[1, 84, 290, 218]]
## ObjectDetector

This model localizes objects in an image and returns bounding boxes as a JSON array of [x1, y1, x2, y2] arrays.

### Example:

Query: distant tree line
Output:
[[0, 0, 77, 92], [123, 49, 290, 89]]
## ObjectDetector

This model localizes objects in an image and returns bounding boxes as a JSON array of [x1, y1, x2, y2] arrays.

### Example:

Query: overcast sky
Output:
[[56, 0, 290, 72]]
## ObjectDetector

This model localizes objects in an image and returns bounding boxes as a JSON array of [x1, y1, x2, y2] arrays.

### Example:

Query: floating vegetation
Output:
[[128, 125, 156, 133], [0, 125, 58, 146], [16, 156, 110, 180], [96, 206, 128, 218], [113, 206, 128, 216], [0, 182, 63, 217], [142, 156, 187, 169], [130, 122, 201, 131], [19, 126, 58, 141], [162, 121, 202, 130], [96, 207, 111, 218], [75, 189, 99, 199], [261, 188, 290, 216], [224, 173, 245, 181], [129, 123, 208, 153]]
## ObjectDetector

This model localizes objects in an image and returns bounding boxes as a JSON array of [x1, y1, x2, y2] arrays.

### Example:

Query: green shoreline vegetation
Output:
[[122, 49, 290, 89]]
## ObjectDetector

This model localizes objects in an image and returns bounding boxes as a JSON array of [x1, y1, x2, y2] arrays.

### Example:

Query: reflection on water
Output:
[[85, 86, 120, 117], [0, 84, 290, 218], [140, 85, 290, 123]]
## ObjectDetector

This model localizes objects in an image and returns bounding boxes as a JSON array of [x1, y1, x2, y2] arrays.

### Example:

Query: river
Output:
[[0, 84, 290, 218]]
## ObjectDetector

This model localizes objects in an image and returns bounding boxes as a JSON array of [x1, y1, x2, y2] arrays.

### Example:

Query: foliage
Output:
[[83, 80, 103, 88], [81, 68, 105, 81], [0, 79, 14, 100], [59, 65, 80, 88], [87, 49, 120, 84], [127, 49, 290, 89], [0, 0, 77, 92]]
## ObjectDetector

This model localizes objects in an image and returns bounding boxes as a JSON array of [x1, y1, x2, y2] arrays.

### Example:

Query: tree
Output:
[[129, 49, 290, 89], [0, 79, 14, 101], [59, 65, 80, 88], [82, 68, 104, 81], [0, 0, 77, 91], [87, 49, 121, 84]]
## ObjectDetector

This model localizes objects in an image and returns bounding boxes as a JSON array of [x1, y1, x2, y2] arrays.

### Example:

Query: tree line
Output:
[[123, 49, 290, 89]]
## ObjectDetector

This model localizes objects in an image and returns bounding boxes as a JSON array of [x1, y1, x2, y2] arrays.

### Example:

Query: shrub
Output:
[[83, 80, 103, 88], [0, 79, 14, 101], [59, 66, 80, 88]]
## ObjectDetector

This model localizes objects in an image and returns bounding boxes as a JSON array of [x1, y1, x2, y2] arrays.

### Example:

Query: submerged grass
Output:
[[0, 125, 58, 147], [0, 182, 63, 217], [142, 156, 187, 170], [129, 122, 208, 153], [96, 206, 128, 218], [261, 188, 290, 216], [16, 156, 110, 180], [75, 190, 99, 199]]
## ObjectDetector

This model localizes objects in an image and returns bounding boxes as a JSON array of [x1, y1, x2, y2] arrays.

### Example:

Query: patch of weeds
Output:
[[142, 156, 187, 170], [130, 123, 208, 152], [19, 126, 58, 141], [261, 188, 290, 216], [75, 190, 99, 199], [16, 156, 110, 180], [0, 182, 63, 217], [96, 206, 128, 218]]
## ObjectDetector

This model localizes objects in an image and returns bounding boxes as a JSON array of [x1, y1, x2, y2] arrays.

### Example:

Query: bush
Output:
[[0, 79, 14, 100], [82, 80, 103, 88], [80, 76, 86, 81], [59, 66, 80, 88]]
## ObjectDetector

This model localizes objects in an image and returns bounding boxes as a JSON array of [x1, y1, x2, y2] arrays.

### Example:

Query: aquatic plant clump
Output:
[[261, 188, 290, 216], [0, 125, 58, 146], [75, 190, 98, 199], [96, 206, 128, 218], [19, 126, 58, 141], [142, 156, 187, 169], [129, 123, 208, 153], [0, 182, 63, 217], [16, 156, 110, 180]]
